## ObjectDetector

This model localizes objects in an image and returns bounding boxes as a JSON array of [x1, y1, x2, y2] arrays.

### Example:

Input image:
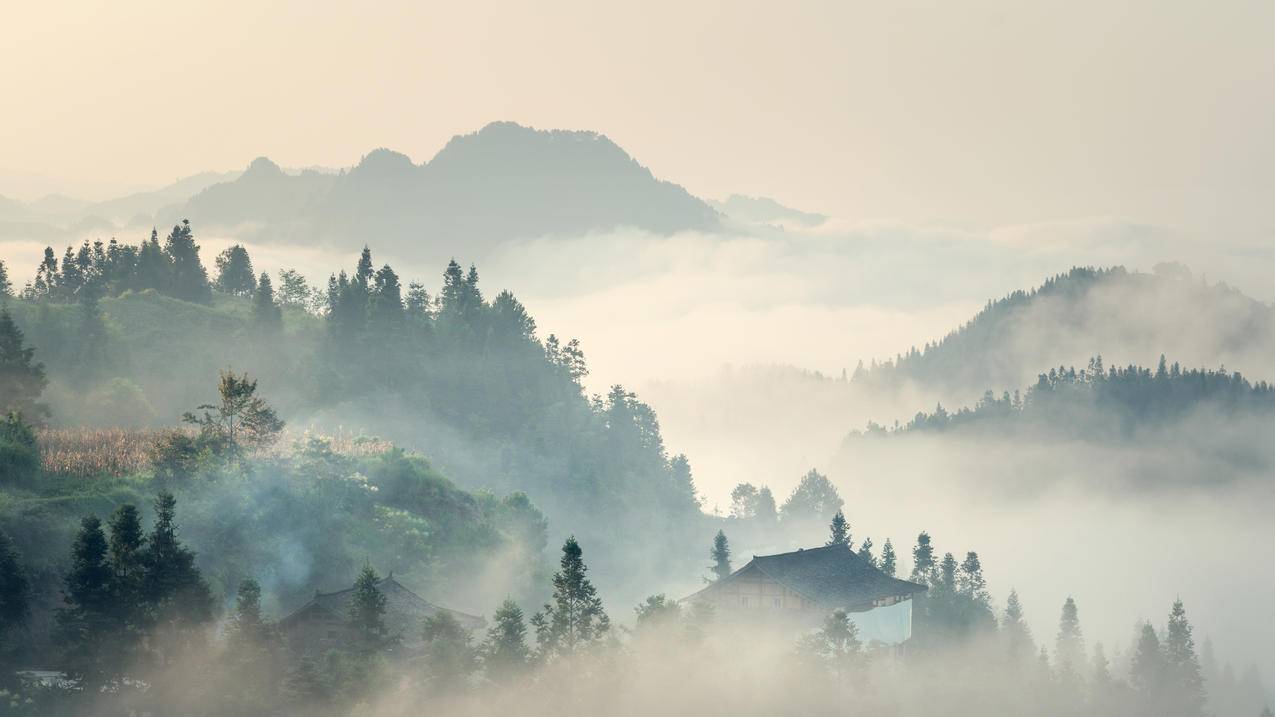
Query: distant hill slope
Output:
[[856, 265, 1275, 396], [175, 121, 721, 252]]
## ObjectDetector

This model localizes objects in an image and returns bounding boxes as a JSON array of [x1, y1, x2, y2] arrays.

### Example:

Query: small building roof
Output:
[[279, 575, 486, 632], [695, 544, 927, 611]]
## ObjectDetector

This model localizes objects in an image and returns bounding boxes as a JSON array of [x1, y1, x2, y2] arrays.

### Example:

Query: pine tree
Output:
[[910, 532, 936, 584], [857, 536, 876, 567], [370, 264, 404, 332], [347, 564, 392, 655], [0, 260, 10, 299], [143, 492, 213, 642], [0, 310, 49, 421], [958, 551, 990, 605], [29, 247, 59, 300], [1131, 622, 1165, 702], [57, 516, 114, 687], [106, 504, 147, 628], [1002, 589, 1035, 663], [214, 245, 257, 296], [0, 529, 29, 641], [880, 539, 897, 577], [1055, 596, 1085, 682], [481, 599, 530, 685], [531, 536, 609, 659], [163, 220, 212, 303], [1164, 599, 1206, 717], [827, 510, 851, 547], [710, 530, 732, 581], [252, 273, 283, 334], [135, 229, 170, 293]]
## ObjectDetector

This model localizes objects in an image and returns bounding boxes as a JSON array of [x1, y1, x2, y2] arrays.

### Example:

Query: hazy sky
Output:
[[5, 1, 1275, 235]]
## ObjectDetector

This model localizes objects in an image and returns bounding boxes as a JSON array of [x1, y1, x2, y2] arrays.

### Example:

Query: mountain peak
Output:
[[244, 156, 284, 179]]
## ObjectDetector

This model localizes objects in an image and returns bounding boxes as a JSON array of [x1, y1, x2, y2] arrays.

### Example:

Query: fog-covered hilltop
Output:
[[855, 265, 1275, 401]]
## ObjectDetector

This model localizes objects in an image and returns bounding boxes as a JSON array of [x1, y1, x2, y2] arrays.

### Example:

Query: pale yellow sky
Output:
[[4, 0, 1274, 233]]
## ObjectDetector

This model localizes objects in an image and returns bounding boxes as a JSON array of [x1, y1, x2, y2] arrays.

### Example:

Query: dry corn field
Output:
[[36, 426, 394, 478], [37, 427, 169, 478]]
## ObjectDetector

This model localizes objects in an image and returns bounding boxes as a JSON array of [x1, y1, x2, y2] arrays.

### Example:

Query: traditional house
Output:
[[278, 573, 486, 656], [685, 544, 927, 644]]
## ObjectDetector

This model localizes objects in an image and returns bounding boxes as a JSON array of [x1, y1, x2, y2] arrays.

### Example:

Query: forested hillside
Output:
[[855, 266, 1275, 398], [0, 222, 707, 598]]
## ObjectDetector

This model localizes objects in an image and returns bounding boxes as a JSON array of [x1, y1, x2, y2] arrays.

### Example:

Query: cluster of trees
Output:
[[728, 468, 843, 525], [885, 355, 1275, 438], [3, 228, 705, 600]]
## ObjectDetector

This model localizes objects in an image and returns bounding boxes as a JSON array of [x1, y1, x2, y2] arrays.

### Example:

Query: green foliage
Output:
[[782, 469, 843, 526], [182, 370, 284, 457], [0, 310, 49, 422], [163, 221, 213, 304], [826, 509, 850, 547], [709, 530, 731, 582], [1055, 596, 1085, 681], [796, 609, 864, 684], [879, 538, 896, 577], [531, 536, 608, 659], [0, 413, 39, 485], [252, 273, 282, 334], [0, 529, 29, 643], [214, 245, 257, 297], [347, 565, 393, 655], [420, 611, 477, 691], [481, 598, 530, 685]]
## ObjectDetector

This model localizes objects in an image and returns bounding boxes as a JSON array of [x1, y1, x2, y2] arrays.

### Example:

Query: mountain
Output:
[[710, 194, 826, 229], [174, 121, 721, 253]]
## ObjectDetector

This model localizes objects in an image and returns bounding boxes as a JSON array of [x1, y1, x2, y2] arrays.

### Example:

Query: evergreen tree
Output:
[[1164, 599, 1206, 717], [827, 509, 851, 547], [880, 539, 897, 577], [958, 551, 991, 610], [163, 220, 212, 303], [421, 611, 477, 692], [857, 536, 876, 567], [370, 264, 405, 332], [57, 516, 114, 687], [910, 532, 936, 585], [1055, 596, 1086, 682], [1002, 589, 1036, 663], [29, 247, 59, 300], [252, 273, 283, 334], [0, 310, 49, 421], [0, 529, 29, 642], [481, 599, 530, 685], [58, 244, 84, 300], [710, 530, 732, 581], [73, 265, 108, 381], [143, 492, 214, 642], [347, 564, 392, 655], [531, 536, 609, 659], [1131, 622, 1166, 704], [214, 245, 257, 296], [106, 504, 147, 627], [0, 260, 10, 299], [135, 229, 171, 293]]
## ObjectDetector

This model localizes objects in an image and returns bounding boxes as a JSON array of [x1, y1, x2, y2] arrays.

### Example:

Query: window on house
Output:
[[326, 630, 337, 639], [773, 598, 782, 608], [741, 596, 749, 607]]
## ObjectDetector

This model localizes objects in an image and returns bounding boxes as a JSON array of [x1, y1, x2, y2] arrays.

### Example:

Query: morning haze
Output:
[[0, 2, 1271, 716]]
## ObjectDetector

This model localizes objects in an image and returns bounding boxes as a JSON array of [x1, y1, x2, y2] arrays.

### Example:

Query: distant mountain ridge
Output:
[[172, 121, 721, 253], [856, 265, 1275, 397]]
